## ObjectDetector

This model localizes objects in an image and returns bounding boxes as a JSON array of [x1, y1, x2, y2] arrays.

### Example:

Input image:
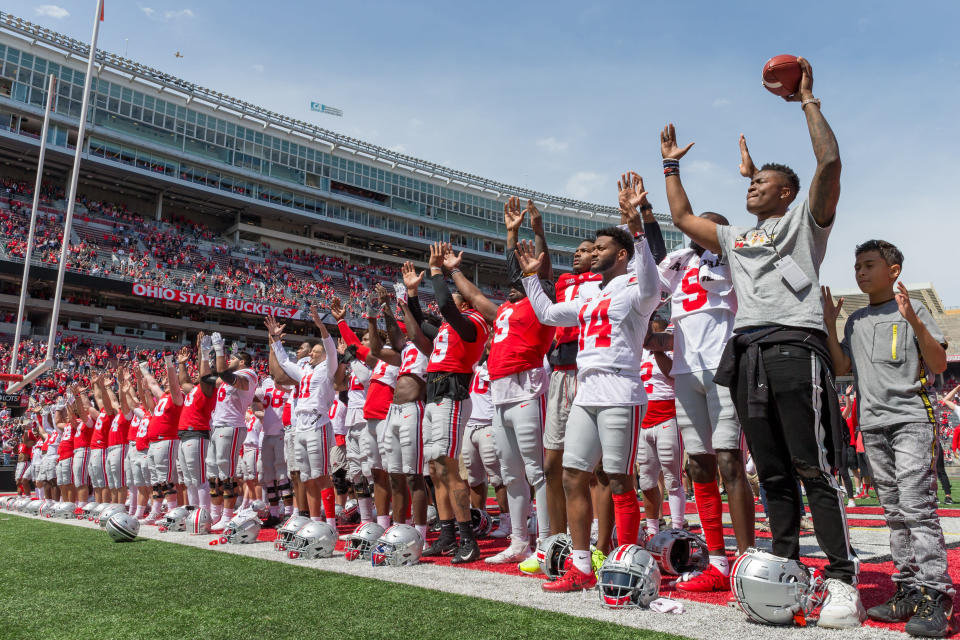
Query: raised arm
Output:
[[309, 305, 338, 381], [618, 172, 666, 264], [515, 241, 579, 327], [896, 282, 947, 375], [138, 362, 164, 402], [788, 58, 840, 227], [517, 198, 553, 280], [429, 242, 477, 341], [821, 286, 852, 375], [164, 353, 183, 406], [331, 298, 383, 370], [398, 298, 434, 357], [943, 385, 960, 412], [660, 124, 721, 254]]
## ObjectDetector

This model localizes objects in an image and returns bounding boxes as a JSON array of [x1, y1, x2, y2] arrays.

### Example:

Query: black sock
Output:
[[457, 520, 475, 544], [438, 519, 456, 543]]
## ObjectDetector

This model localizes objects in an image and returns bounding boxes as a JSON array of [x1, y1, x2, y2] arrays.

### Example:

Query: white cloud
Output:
[[536, 136, 569, 153], [712, 98, 731, 107], [563, 171, 606, 201], [140, 6, 156, 18], [252, 64, 265, 73], [35, 5, 69, 19], [140, 6, 194, 21]]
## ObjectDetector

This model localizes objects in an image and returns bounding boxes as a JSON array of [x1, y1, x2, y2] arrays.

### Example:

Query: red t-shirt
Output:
[[846, 398, 858, 447], [108, 413, 129, 448], [554, 271, 601, 345], [146, 393, 183, 442], [57, 423, 74, 461], [427, 310, 489, 375], [487, 298, 554, 380], [90, 410, 112, 450], [178, 386, 216, 432], [72, 420, 92, 449]]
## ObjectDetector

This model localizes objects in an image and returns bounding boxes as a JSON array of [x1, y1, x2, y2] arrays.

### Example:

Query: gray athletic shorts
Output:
[[563, 404, 644, 476], [284, 428, 299, 475], [383, 401, 425, 475], [462, 422, 502, 487], [207, 424, 244, 481], [636, 418, 683, 492], [239, 447, 260, 481], [56, 457, 73, 485], [148, 440, 179, 485], [544, 368, 578, 451], [422, 397, 471, 470], [106, 444, 127, 490], [72, 448, 90, 486], [674, 369, 741, 456], [295, 424, 333, 481], [88, 448, 109, 489], [346, 421, 368, 482], [178, 435, 209, 487], [259, 433, 288, 484], [361, 419, 387, 475], [329, 443, 346, 474], [130, 448, 150, 487], [494, 394, 546, 490], [15, 461, 32, 483]]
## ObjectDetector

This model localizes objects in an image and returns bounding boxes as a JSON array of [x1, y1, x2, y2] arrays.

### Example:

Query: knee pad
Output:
[[332, 469, 350, 495], [353, 479, 372, 498], [152, 487, 162, 500], [163, 482, 176, 496], [222, 479, 237, 499]]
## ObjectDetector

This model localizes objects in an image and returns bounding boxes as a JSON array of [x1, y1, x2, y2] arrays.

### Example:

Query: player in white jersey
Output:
[[266, 308, 341, 530], [282, 340, 316, 516], [238, 409, 262, 511], [637, 318, 686, 538], [517, 198, 661, 592], [337, 338, 373, 520], [209, 333, 259, 530], [653, 211, 754, 592], [254, 376, 292, 525], [39, 412, 60, 501]]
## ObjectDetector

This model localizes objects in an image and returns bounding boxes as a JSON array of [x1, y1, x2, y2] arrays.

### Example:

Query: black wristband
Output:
[[218, 369, 238, 385]]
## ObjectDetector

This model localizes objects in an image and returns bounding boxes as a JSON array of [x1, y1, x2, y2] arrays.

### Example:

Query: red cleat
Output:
[[541, 565, 597, 593], [676, 564, 730, 592]]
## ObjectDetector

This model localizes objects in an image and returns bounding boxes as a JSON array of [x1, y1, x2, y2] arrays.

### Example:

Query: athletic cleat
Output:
[[676, 564, 730, 592], [818, 578, 866, 629], [800, 515, 815, 531], [485, 539, 530, 564], [138, 513, 160, 526], [489, 513, 511, 539], [847, 498, 856, 508], [866, 582, 922, 622], [590, 547, 606, 577], [541, 565, 597, 593], [209, 517, 228, 533], [451, 538, 480, 564], [422, 538, 458, 557], [518, 553, 542, 575]]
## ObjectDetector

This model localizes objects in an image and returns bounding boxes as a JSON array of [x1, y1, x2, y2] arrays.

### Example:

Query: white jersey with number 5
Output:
[[255, 378, 288, 437], [524, 236, 661, 406], [658, 247, 736, 375], [211, 368, 259, 427]]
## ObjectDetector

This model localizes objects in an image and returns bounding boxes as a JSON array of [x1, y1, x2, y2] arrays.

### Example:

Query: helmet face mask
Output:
[[597, 544, 661, 609], [344, 522, 385, 561], [98, 505, 127, 528], [536, 533, 573, 579], [224, 514, 262, 544], [286, 521, 336, 560], [275, 515, 310, 551], [645, 529, 709, 576], [731, 548, 825, 626], [370, 524, 423, 567]]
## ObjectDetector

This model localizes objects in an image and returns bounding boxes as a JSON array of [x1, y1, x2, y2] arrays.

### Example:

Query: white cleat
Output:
[[138, 513, 160, 526], [485, 538, 531, 565], [818, 579, 866, 629], [209, 517, 228, 533], [489, 513, 511, 539]]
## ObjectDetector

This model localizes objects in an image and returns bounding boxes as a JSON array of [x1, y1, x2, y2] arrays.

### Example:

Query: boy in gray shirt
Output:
[[824, 239, 952, 638]]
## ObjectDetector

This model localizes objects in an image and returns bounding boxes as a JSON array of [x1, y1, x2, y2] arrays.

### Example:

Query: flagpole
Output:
[[7, 0, 103, 394]]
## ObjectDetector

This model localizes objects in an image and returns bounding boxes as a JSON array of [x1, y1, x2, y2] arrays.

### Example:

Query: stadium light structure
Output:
[[7, 0, 104, 394]]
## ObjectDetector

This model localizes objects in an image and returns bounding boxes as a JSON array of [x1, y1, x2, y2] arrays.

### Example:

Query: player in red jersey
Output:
[[128, 369, 156, 519], [138, 355, 184, 524], [69, 383, 97, 509], [449, 197, 556, 564], [176, 333, 218, 511], [103, 370, 131, 506], [88, 373, 118, 505], [14, 424, 35, 497], [333, 298, 398, 528], [404, 242, 491, 563], [55, 401, 76, 503]]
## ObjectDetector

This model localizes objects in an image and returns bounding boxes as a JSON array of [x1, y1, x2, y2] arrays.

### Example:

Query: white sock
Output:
[[415, 524, 427, 541], [358, 497, 374, 523], [150, 501, 162, 515], [222, 508, 234, 521], [709, 555, 730, 576], [668, 491, 686, 529], [497, 512, 511, 532], [270, 505, 280, 517], [571, 549, 591, 574], [211, 504, 222, 521], [36, 487, 45, 500], [284, 504, 294, 516], [646, 518, 660, 537], [311, 516, 324, 523], [199, 492, 211, 512], [135, 505, 145, 518], [326, 517, 337, 529], [377, 515, 392, 529], [165, 496, 178, 510], [128, 503, 136, 515]]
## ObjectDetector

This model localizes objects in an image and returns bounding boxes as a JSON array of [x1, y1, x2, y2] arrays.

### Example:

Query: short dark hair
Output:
[[237, 352, 253, 367], [760, 163, 800, 194], [855, 239, 904, 268], [594, 226, 634, 259], [303, 338, 322, 349]]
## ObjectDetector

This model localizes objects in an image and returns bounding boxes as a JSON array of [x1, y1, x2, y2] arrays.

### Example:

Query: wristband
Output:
[[801, 97, 821, 109], [450, 268, 462, 276], [662, 158, 680, 177], [522, 271, 538, 278]]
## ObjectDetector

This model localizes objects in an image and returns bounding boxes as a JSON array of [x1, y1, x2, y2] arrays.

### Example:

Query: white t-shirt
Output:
[[211, 368, 259, 427]]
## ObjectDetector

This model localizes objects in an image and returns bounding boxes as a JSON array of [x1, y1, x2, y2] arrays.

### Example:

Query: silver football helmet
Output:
[[645, 529, 709, 576], [598, 544, 661, 608], [287, 521, 337, 560], [536, 533, 573, 579], [339, 498, 360, 525], [275, 515, 311, 551], [84, 502, 101, 521], [98, 505, 128, 527], [344, 522, 385, 561], [106, 512, 140, 542], [55, 501, 77, 519], [24, 499, 43, 516], [731, 549, 827, 626], [158, 506, 191, 532], [14, 497, 30, 512], [250, 499, 269, 520], [371, 524, 423, 567], [222, 512, 262, 544], [188, 507, 212, 535], [40, 500, 59, 518]]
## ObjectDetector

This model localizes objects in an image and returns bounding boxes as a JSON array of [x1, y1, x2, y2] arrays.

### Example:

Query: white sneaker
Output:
[[485, 538, 531, 564], [138, 512, 160, 525], [846, 498, 856, 508], [209, 516, 228, 533], [489, 513, 511, 539], [818, 579, 866, 628]]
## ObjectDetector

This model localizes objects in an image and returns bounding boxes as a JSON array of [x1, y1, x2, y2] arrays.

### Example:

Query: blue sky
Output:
[[12, 1, 960, 306]]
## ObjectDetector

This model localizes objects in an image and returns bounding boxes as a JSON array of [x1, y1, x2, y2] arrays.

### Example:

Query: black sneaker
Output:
[[262, 515, 283, 528], [450, 538, 480, 564], [905, 588, 952, 637], [423, 537, 458, 557], [943, 496, 954, 505], [867, 583, 922, 622]]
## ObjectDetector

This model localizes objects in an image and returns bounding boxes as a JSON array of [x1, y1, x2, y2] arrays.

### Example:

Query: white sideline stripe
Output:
[[5, 512, 911, 640]]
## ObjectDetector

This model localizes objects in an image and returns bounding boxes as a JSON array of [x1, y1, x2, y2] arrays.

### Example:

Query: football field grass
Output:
[[0, 516, 687, 640]]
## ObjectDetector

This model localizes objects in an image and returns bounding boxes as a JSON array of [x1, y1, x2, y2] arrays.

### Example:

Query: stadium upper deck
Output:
[[0, 11, 683, 272]]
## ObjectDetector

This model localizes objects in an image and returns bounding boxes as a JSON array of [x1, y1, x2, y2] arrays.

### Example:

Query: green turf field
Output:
[[0, 516, 687, 640]]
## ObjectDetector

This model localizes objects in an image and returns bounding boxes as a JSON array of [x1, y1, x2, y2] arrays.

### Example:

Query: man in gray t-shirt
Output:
[[660, 58, 865, 628]]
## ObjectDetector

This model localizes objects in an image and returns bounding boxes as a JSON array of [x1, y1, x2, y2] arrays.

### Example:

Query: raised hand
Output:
[[784, 56, 814, 102], [329, 297, 346, 321], [525, 199, 543, 230], [442, 243, 463, 271], [374, 282, 392, 305], [514, 240, 544, 276], [895, 282, 918, 325], [618, 171, 649, 212], [821, 286, 844, 326], [336, 338, 347, 355], [401, 261, 425, 294], [738, 134, 758, 178], [428, 242, 444, 269], [264, 315, 286, 342], [660, 124, 695, 161], [176, 346, 191, 365], [309, 305, 324, 329], [503, 196, 525, 232]]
